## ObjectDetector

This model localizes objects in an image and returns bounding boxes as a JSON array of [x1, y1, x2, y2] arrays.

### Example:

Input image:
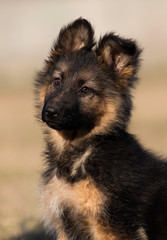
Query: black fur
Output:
[[35, 18, 167, 240]]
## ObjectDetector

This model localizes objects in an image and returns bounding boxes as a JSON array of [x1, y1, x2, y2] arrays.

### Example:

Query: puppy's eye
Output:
[[53, 77, 61, 86], [81, 86, 92, 94]]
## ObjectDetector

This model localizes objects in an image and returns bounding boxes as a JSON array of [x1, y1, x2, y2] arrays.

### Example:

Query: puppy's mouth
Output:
[[45, 120, 78, 131], [46, 121, 63, 130]]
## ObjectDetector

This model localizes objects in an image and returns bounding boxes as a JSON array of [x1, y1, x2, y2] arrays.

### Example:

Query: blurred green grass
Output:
[[0, 75, 167, 239]]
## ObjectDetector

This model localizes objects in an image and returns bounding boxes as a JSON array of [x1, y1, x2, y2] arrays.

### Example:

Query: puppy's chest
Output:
[[41, 175, 105, 221]]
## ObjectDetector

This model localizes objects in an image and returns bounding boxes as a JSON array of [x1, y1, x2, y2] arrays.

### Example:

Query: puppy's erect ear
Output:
[[52, 18, 95, 56], [96, 33, 141, 89]]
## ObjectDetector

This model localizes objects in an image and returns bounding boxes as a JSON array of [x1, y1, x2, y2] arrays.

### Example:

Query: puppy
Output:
[[35, 18, 167, 240]]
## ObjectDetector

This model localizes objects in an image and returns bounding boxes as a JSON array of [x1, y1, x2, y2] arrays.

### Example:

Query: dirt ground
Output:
[[0, 78, 167, 240]]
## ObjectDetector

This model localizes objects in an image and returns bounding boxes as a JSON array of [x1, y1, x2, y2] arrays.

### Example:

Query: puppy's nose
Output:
[[42, 106, 59, 122], [46, 106, 58, 117]]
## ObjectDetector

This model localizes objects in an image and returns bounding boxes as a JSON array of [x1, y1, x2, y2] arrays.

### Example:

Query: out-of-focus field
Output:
[[0, 87, 45, 240], [0, 73, 167, 240]]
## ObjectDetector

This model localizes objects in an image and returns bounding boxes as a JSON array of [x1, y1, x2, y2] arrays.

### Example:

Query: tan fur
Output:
[[71, 148, 92, 177], [103, 45, 113, 65], [40, 176, 106, 233], [88, 218, 118, 240], [40, 85, 48, 102], [57, 231, 67, 240], [88, 98, 120, 137], [116, 65, 134, 90], [51, 48, 62, 57], [72, 26, 91, 51], [121, 65, 134, 79], [49, 128, 68, 153], [76, 71, 99, 89], [54, 63, 68, 74], [73, 37, 85, 51], [137, 227, 148, 240]]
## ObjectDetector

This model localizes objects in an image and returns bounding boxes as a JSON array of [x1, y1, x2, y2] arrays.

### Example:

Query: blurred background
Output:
[[0, 0, 167, 239]]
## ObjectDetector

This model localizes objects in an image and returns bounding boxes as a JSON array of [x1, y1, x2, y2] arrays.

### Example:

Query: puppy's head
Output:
[[35, 18, 141, 140]]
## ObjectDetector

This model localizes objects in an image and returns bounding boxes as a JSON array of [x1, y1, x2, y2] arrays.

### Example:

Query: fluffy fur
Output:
[[35, 18, 167, 240]]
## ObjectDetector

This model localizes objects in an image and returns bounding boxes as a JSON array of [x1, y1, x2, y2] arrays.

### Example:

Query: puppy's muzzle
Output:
[[42, 105, 63, 130]]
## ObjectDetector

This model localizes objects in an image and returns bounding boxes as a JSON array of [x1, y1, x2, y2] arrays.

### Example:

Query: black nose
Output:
[[46, 106, 58, 117], [42, 106, 59, 122]]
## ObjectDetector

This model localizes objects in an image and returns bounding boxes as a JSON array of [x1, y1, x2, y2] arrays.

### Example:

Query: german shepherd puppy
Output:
[[35, 18, 167, 240]]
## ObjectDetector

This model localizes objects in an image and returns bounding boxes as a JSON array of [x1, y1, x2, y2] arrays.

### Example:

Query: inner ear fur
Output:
[[96, 33, 141, 89], [51, 18, 95, 57]]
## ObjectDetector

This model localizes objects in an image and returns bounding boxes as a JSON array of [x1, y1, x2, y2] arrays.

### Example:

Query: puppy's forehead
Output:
[[59, 49, 94, 64], [54, 51, 98, 80]]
